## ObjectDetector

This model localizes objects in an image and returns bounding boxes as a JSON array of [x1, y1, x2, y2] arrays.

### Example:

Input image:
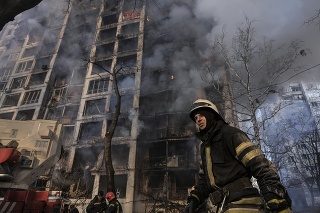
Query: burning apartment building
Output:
[[0, 0, 235, 212]]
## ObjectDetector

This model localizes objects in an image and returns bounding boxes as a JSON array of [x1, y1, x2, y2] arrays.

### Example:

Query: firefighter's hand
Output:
[[265, 193, 292, 213], [185, 197, 199, 213]]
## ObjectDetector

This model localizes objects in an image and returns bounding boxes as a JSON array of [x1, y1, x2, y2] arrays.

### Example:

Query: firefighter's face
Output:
[[194, 113, 207, 130]]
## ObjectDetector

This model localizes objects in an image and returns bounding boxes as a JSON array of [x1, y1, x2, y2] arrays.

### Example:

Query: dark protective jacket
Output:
[[106, 198, 123, 213], [191, 120, 290, 205], [87, 195, 107, 213]]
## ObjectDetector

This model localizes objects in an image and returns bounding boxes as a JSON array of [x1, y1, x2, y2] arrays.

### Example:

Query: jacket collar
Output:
[[196, 120, 225, 145]]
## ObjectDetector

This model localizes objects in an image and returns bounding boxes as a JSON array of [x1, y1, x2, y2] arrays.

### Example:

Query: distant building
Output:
[[253, 82, 320, 211]]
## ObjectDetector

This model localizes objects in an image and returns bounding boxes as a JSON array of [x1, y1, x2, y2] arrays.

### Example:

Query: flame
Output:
[[171, 74, 174, 80]]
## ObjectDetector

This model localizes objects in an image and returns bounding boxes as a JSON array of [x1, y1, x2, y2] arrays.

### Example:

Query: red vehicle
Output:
[[0, 120, 69, 212]]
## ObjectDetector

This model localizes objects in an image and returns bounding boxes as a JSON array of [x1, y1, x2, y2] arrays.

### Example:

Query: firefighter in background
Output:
[[105, 192, 123, 213], [86, 191, 107, 213], [185, 99, 292, 213]]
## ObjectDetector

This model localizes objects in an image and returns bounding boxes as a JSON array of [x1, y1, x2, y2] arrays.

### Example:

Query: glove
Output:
[[184, 196, 200, 213], [264, 193, 292, 213]]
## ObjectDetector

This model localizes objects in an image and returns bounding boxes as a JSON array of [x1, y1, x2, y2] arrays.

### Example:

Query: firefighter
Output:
[[105, 191, 123, 213], [185, 99, 292, 213], [86, 191, 107, 213]]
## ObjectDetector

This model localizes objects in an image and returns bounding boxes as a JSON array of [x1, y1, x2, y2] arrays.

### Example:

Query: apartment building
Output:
[[0, 0, 231, 212], [255, 82, 320, 211]]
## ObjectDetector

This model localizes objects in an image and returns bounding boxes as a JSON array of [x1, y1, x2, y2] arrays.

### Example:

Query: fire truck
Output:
[[0, 119, 69, 212]]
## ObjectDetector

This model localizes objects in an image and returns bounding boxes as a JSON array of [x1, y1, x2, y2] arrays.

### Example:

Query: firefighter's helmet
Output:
[[189, 99, 226, 123], [106, 192, 115, 202]]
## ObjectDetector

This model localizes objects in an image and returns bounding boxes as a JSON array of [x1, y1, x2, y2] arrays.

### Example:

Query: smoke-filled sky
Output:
[[194, 0, 320, 82], [142, 0, 320, 111]]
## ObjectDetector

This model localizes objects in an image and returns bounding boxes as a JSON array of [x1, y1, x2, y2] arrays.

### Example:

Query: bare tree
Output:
[[201, 16, 311, 147], [88, 60, 137, 193], [305, 9, 320, 29], [289, 128, 320, 209]]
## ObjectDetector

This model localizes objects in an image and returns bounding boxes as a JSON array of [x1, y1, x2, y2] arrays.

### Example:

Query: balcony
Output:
[[148, 187, 189, 201], [144, 155, 196, 170], [141, 126, 194, 140]]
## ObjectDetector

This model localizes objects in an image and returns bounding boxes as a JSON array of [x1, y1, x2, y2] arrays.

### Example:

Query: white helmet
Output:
[[189, 99, 226, 123]]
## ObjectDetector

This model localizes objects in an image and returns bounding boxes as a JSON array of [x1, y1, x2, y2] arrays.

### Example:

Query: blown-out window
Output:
[[84, 98, 106, 116], [21, 90, 41, 105], [2, 94, 21, 108], [10, 76, 27, 89], [15, 60, 33, 73], [87, 78, 109, 94]]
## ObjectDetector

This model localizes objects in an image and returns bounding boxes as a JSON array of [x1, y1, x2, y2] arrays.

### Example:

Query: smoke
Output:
[[143, 0, 218, 107], [195, 0, 320, 83]]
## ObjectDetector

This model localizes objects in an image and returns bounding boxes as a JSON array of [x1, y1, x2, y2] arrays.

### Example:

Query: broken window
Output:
[[0, 82, 7, 91], [118, 38, 138, 53], [54, 74, 69, 87], [84, 98, 106, 116], [34, 56, 51, 72], [99, 28, 117, 42], [109, 91, 133, 113], [2, 94, 21, 108], [15, 60, 34, 73], [95, 42, 115, 58], [60, 126, 74, 145], [117, 74, 135, 89], [0, 112, 14, 119], [16, 109, 35, 120], [107, 117, 131, 137], [149, 173, 164, 190], [38, 42, 56, 56], [21, 46, 38, 58], [116, 54, 137, 72], [91, 60, 112, 75], [35, 140, 48, 148], [56, 105, 78, 124], [102, 14, 119, 26], [152, 69, 167, 90], [52, 87, 67, 104], [114, 174, 127, 198], [111, 144, 130, 169], [290, 86, 301, 92], [99, 174, 127, 198], [8, 53, 19, 61], [72, 147, 97, 198], [87, 78, 109, 94], [121, 23, 139, 36], [61, 86, 82, 104], [0, 68, 11, 81], [70, 68, 86, 85], [21, 90, 41, 105], [29, 72, 47, 86], [10, 76, 27, 89], [78, 121, 103, 142]]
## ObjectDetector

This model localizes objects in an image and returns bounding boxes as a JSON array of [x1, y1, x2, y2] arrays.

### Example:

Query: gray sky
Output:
[[194, 0, 320, 82]]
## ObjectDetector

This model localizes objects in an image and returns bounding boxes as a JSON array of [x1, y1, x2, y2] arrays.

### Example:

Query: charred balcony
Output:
[[142, 171, 196, 201], [143, 155, 197, 171], [140, 126, 194, 141], [141, 139, 198, 171]]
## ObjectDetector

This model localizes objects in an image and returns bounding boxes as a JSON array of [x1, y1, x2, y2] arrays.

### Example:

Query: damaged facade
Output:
[[0, 0, 235, 212]]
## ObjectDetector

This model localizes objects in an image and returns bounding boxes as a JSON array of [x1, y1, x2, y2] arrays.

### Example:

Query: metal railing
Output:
[[144, 155, 195, 170]]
